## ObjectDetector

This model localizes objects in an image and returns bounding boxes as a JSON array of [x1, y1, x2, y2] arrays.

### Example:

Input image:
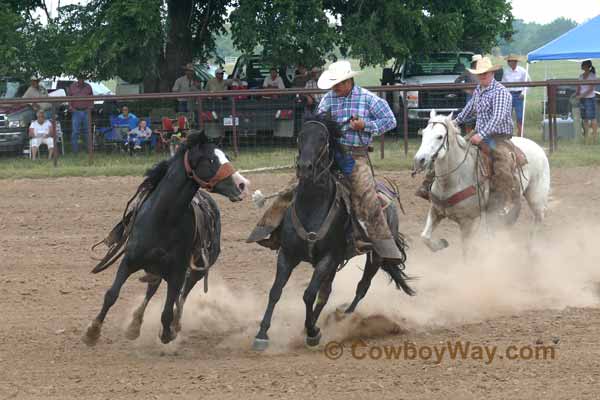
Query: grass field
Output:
[[2, 134, 600, 180]]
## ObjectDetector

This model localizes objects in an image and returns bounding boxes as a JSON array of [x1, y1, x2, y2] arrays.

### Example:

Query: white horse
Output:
[[413, 110, 550, 252]]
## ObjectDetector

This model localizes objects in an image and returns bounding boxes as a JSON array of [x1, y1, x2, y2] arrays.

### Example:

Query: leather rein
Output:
[[183, 150, 235, 191]]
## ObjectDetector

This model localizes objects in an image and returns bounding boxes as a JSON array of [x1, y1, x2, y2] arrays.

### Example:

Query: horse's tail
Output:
[[380, 233, 415, 296]]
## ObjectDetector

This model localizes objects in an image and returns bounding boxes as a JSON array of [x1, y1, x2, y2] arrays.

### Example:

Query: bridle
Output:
[[183, 149, 236, 191], [427, 120, 472, 179], [296, 120, 334, 182]]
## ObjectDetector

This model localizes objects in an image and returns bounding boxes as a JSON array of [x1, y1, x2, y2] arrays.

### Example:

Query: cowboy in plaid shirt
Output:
[[416, 57, 520, 217], [248, 61, 405, 263]]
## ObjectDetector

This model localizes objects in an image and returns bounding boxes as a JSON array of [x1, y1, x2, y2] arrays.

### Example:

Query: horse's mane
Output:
[[305, 113, 343, 139], [143, 132, 207, 186]]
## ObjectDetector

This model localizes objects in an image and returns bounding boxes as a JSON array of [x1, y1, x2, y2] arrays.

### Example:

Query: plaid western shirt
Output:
[[317, 85, 396, 146], [455, 79, 513, 138]]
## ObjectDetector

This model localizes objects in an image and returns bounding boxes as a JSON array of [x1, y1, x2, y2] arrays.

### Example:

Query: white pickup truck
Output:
[[382, 52, 482, 132]]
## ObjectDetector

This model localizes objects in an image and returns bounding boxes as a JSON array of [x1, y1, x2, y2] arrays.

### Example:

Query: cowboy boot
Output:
[[247, 182, 296, 245], [415, 169, 435, 200]]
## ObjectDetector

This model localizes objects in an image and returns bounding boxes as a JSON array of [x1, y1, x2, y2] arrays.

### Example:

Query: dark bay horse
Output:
[[253, 117, 414, 351], [83, 132, 249, 346]]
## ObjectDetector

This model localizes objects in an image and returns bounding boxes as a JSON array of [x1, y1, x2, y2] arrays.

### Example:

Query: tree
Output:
[[323, 0, 513, 67], [499, 18, 577, 55]]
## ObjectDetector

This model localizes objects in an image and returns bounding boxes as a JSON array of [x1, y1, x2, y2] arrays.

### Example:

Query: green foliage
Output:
[[230, 0, 336, 67], [325, 0, 513, 67], [499, 18, 577, 55]]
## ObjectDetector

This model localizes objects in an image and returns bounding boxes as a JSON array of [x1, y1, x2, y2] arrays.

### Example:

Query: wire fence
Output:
[[1, 80, 598, 168]]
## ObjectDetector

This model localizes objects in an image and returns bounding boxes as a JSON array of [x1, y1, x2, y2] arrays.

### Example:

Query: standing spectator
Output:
[[292, 64, 309, 88], [68, 75, 93, 154], [502, 54, 531, 136], [263, 67, 285, 89], [23, 76, 52, 119], [576, 60, 598, 144], [28, 110, 54, 160], [304, 67, 322, 115], [172, 63, 202, 112], [206, 68, 231, 92]]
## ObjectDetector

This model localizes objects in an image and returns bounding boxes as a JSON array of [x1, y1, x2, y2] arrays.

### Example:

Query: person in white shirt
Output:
[[502, 54, 531, 136], [28, 111, 54, 160], [576, 60, 598, 144], [262, 68, 285, 89]]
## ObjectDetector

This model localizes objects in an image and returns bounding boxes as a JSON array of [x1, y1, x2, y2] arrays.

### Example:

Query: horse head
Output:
[[296, 114, 342, 182], [413, 109, 460, 174], [184, 131, 250, 202]]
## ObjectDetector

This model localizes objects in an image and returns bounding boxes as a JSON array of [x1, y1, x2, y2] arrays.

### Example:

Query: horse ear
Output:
[[430, 109, 437, 119], [186, 130, 209, 147], [448, 111, 454, 120]]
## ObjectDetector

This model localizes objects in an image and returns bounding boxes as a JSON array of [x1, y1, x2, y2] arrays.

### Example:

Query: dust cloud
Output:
[[123, 222, 600, 352]]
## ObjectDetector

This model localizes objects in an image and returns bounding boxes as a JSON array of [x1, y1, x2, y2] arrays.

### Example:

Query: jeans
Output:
[[177, 101, 189, 113], [511, 92, 524, 124], [71, 110, 89, 154]]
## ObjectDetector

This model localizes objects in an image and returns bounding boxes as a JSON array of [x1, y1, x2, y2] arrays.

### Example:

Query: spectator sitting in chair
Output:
[[29, 110, 54, 160], [125, 119, 152, 153], [23, 76, 52, 119], [117, 105, 138, 129]]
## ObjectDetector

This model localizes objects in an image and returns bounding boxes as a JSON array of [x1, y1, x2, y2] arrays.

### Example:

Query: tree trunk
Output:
[[145, 0, 194, 93]]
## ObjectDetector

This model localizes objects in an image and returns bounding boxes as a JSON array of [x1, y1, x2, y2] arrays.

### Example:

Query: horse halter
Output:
[[428, 120, 473, 179], [296, 120, 334, 182], [183, 150, 235, 191]]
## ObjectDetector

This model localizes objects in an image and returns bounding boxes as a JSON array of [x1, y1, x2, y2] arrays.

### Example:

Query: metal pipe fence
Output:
[[1, 79, 598, 165]]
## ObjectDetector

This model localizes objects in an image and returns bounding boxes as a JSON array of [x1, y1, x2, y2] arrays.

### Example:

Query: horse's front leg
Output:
[[253, 251, 298, 351], [459, 217, 479, 260], [421, 206, 448, 252], [172, 268, 205, 334], [82, 256, 135, 346], [303, 254, 337, 348], [125, 277, 161, 340], [159, 270, 185, 344]]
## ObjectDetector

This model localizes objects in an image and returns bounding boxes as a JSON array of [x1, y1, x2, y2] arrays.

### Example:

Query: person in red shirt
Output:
[[68, 75, 93, 154]]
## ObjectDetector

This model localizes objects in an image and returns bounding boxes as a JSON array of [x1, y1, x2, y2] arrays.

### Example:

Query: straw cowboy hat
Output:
[[505, 54, 522, 62], [317, 60, 360, 89], [471, 54, 482, 63], [182, 63, 195, 71], [467, 56, 502, 75]]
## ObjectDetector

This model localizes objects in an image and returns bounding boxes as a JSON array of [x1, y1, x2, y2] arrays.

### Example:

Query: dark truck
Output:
[[200, 55, 301, 141], [0, 77, 34, 155], [381, 52, 475, 132]]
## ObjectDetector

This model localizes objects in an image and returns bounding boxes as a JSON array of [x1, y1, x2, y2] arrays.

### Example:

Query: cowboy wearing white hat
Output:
[[172, 62, 201, 112], [23, 75, 51, 117], [502, 54, 530, 136], [248, 60, 404, 263], [416, 56, 519, 217]]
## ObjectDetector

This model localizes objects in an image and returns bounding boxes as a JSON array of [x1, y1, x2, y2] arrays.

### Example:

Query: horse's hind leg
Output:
[[254, 251, 298, 351], [421, 207, 448, 252], [345, 255, 379, 314], [125, 279, 161, 340], [459, 218, 479, 259], [83, 257, 134, 346]]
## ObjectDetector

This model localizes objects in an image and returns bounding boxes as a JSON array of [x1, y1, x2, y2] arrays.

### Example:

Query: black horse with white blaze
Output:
[[253, 116, 414, 351], [83, 132, 249, 346]]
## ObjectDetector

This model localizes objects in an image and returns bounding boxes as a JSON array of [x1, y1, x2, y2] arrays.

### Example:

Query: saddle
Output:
[[478, 139, 528, 179]]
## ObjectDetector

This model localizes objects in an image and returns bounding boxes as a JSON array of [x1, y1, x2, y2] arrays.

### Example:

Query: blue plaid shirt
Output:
[[455, 79, 513, 138], [317, 85, 396, 146]]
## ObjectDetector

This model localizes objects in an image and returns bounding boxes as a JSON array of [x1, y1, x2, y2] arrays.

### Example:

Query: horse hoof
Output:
[[82, 320, 102, 347], [253, 338, 270, 352], [159, 328, 177, 344], [125, 324, 141, 341], [305, 331, 322, 348]]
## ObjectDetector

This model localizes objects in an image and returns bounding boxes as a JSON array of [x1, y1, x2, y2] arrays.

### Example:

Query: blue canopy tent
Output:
[[527, 15, 600, 62], [522, 15, 600, 138]]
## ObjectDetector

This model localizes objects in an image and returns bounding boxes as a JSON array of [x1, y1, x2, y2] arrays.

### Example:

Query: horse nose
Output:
[[298, 159, 313, 171], [415, 156, 426, 167]]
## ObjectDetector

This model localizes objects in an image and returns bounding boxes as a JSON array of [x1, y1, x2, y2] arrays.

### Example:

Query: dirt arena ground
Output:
[[2, 166, 600, 400]]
